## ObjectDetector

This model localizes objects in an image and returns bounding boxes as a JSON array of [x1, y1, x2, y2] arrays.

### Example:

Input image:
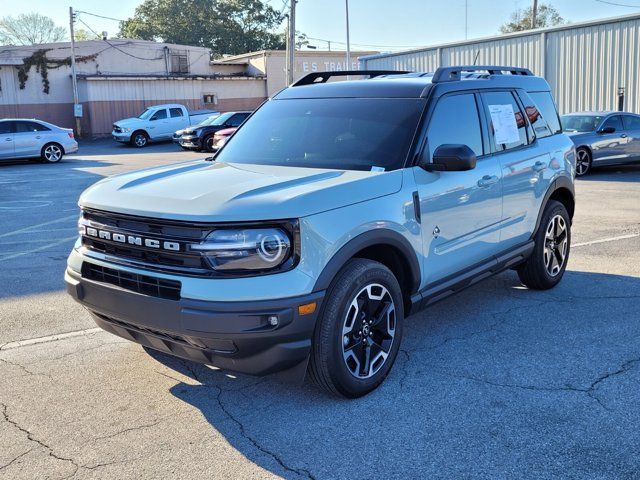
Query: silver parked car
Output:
[[0, 119, 78, 163], [561, 111, 640, 176]]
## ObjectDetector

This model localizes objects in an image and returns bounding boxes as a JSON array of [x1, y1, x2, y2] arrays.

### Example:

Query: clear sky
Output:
[[1, 0, 638, 52]]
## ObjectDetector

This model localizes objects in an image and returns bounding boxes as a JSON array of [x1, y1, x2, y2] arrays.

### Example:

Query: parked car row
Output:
[[111, 104, 218, 148], [172, 111, 251, 152]]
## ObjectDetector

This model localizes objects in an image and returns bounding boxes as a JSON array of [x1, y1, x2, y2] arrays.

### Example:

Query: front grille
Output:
[[113, 124, 122, 133], [82, 262, 181, 301], [81, 209, 211, 275]]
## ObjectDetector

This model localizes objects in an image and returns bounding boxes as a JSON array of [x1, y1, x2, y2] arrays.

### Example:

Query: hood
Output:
[[114, 117, 144, 128], [79, 161, 403, 222]]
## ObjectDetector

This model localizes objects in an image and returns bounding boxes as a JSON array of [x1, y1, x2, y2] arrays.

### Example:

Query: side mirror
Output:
[[422, 144, 477, 172], [599, 126, 616, 134]]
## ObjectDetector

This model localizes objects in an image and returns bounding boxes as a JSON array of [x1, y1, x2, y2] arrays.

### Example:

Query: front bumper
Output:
[[179, 135, 201, 149], [111, 131, 130, 143], [65, 267, 324, 377]]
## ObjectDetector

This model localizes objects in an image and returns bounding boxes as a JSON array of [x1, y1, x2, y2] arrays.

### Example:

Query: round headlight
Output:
[[191, 228, 292, 272]]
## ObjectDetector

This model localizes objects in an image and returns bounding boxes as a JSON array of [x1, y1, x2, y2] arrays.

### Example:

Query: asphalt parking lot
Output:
[[1, 141, 639, 479]]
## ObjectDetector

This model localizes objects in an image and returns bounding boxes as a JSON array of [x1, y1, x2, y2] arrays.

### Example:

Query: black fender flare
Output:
[[312, 229, 421, 294], [533, 175, 575, 235]]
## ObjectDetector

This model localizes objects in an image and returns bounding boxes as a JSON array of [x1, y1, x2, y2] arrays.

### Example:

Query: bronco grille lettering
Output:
[[83, 226, 182, 252]]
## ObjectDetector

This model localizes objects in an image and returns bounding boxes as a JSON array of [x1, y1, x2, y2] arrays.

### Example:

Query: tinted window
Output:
[[622, 115, 640, 130], [215, 98, 425, 171], [212, 112, 234, 126], [169, 108, 183, 118], [0, 121, 12, 134], [15, 121, 50, 133], [529, 91, 562, 134], [482, 91, 528, 151], [151, 109, 167, 120], [601, 115, 623, 132], [427, 94, 483, 158]]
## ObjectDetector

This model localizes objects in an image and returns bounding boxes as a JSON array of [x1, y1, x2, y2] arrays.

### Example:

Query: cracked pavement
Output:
[[1, 143, 639, 479]]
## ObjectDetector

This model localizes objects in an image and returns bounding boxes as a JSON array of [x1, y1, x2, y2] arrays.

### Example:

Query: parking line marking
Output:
[[0, 236, 77, 262], [573, 233, 640, 248], [0, 328, 103, 352], [0, 215, 77, 238]]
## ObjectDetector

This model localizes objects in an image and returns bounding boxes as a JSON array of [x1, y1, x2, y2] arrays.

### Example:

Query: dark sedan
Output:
[[178, 111, 251, 152]]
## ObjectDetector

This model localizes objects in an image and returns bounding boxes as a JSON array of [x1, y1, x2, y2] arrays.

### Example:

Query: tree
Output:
[[500, 3, 566, 33], [118, 0, 288, 56], [74, 29, 101, 42], [0, 13, 67, 46]]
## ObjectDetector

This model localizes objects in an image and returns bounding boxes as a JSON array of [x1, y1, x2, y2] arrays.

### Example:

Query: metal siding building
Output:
[[360, 13, 640, 115]]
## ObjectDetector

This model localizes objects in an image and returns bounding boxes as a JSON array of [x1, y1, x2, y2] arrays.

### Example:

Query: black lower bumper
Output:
[[65, 268, 324, 377]]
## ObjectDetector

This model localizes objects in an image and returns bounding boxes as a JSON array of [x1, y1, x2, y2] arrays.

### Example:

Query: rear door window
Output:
[[528, 91, 562, 134], [15, 121, 49, 133], [427, 93, 484, 159], [481, 91, 529, 152], [517, 91, 552, 138], [622, 115, 640, 131], [169, 108, 183, 118]]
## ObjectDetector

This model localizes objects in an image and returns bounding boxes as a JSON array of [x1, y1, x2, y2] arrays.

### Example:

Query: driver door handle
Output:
[[533, 161, 547, 172], [620, 134, 628, 138], [5, 138, 11, 141], [477, 175, 499, 188]]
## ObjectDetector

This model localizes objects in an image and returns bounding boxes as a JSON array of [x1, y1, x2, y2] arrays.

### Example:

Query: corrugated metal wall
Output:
[[361, 14, 640, 114]]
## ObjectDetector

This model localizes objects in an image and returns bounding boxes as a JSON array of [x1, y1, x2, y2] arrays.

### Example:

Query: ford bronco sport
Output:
[[66, 66, 576, 398]]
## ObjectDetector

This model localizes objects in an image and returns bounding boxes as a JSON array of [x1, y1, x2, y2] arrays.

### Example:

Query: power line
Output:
[[594, 0, 640, 6], [306, 36, 424, 49], [76, 18, 162, 61], [74, 10, 126, 22]]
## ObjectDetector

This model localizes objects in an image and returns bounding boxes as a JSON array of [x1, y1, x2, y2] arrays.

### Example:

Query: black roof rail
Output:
[[432, 65, 534, 83], [292, 70, 410, 86]]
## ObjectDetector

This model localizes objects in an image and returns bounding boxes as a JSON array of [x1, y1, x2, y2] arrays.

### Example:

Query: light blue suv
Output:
[[65, 66, 576, 398]]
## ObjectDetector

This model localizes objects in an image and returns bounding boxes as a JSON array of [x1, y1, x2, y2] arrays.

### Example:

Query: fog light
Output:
[[298, 302, 317, 316], [268, 315, 279, 326]]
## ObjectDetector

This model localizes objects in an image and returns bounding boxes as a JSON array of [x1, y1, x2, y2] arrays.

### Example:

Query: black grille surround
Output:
[[79, 208, 301, 278], [82, 262, 181, 301], [113, 124, 123, 133]]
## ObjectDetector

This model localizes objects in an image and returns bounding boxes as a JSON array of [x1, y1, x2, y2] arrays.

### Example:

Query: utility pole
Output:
[[531, 0, 538, 29], [68, 7, 82, 137], [345, 0, 351, 71], [465, 0, 468, 40], [287, 0, 296, 85]]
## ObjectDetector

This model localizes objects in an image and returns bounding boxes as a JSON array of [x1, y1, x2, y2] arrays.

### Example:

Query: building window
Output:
[[203, 93, 218, 105], [171, 53, 189, 74]]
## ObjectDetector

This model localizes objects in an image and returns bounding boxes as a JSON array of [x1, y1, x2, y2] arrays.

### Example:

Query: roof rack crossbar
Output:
[[431, 65, 534, 83], [292, 70, 410, 86]]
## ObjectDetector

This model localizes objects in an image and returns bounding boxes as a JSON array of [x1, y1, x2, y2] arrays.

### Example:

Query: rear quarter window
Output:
[[528, 91, 562, 135]]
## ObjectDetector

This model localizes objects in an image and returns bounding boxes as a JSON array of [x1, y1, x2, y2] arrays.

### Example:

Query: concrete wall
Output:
[[361, 13, 640, 115]]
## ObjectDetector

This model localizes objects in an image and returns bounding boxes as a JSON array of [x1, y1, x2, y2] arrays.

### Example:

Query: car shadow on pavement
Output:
[[579, 164, 640, 182], [147, 268, 640, 479]]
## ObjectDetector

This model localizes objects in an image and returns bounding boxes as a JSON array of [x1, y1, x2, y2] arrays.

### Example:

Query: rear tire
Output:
[[309, 258, 404, 398], [517, 200, 571, 290], [40, 143, 63, 163], [575, 147, 592, 176], [130, 131, 149, 148]]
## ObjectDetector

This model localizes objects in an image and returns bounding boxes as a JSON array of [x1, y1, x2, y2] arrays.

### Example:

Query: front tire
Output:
[[130, 131, 149, 148], [517, 200, 571, 290], [575, 147, 592, 176], [309, 259, 404, 398], [41, 143, 63, 163]]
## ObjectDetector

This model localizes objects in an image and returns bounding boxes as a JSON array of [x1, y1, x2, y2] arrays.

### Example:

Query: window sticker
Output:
[[488, 104, 520, 145]]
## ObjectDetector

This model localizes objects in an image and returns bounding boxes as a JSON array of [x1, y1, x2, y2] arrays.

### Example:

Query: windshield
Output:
[[214, 98, 425, 171], [137, 108, 154, 120], [561, 115, 603, 132], [197, 114, 222, 126], [211, 112, 233, 126]]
